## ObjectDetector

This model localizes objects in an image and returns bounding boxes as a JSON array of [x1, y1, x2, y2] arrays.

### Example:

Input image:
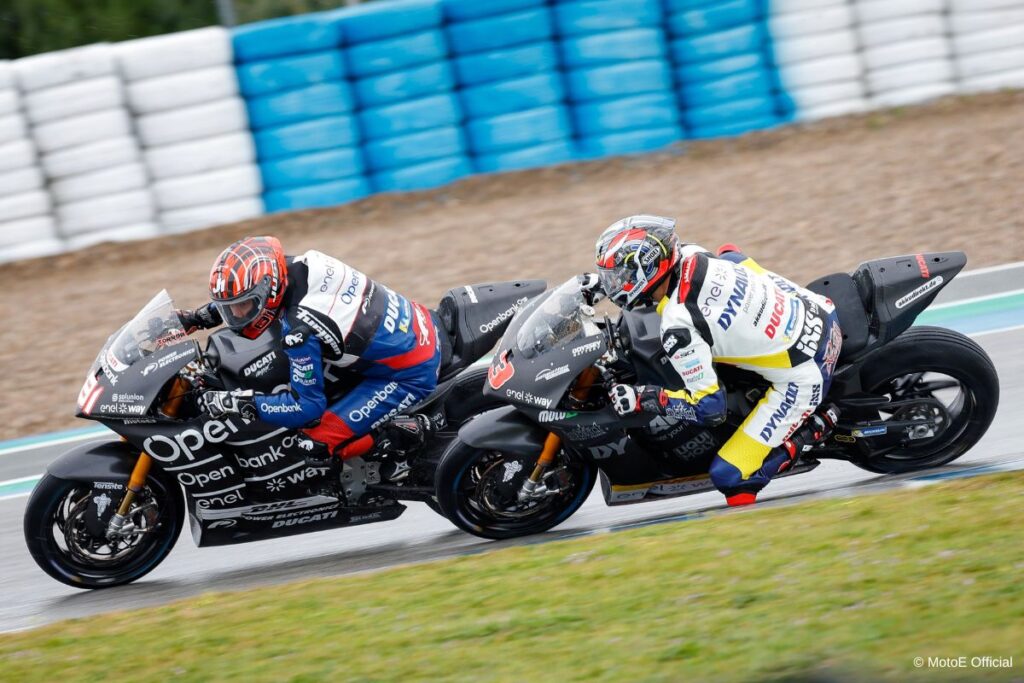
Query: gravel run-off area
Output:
[[3, 91, 1022, 440]]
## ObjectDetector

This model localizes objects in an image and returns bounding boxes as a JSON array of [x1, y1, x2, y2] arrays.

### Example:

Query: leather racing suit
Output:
[[654, 245, 842, 504], [199, 249, 441, 456]]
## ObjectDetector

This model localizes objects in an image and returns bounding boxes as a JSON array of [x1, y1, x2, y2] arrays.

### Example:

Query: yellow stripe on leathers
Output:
[[717, 392, 775, 479], [664, 383, 720, 405], [714, 351, 795, 369], [740, 257, 767, 274]]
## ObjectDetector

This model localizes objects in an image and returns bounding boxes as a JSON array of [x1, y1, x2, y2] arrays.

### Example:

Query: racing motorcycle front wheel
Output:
[[24, 469, 184, 589], [435, 440, 596, 540]]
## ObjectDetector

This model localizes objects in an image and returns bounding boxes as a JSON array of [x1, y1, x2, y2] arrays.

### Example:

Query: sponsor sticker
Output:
[[535, 365, 570, 382], [479, 297, 529, 334], [538, 410, 577, 422], [852, 426, 888, 437], [571, 340, 603, 358], [349, 382, 399, 423], [895, 276, 943, 309]]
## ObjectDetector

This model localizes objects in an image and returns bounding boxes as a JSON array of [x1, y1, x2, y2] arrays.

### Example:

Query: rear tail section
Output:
[[436, 280, 546, 378], [855, 251, 966, 346]]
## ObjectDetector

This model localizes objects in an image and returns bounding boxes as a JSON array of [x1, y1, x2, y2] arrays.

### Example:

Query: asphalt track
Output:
[[1, 269, 1022, 633]]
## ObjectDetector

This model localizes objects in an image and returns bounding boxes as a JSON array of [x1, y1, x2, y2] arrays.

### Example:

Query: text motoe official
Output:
[[917, 656, 1014, 669]]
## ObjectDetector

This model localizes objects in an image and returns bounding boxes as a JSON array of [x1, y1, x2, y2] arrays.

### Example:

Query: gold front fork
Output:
[[519, 367, 601, 501], [108, 376, 190, 538]]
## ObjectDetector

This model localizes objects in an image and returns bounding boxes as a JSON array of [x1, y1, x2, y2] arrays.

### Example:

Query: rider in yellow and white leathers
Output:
[[590, 215, 841, 506]]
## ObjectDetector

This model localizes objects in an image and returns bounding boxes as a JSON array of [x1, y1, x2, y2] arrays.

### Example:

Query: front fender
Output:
[[458, 405, 547, 457], [47, 439, 139, 482]]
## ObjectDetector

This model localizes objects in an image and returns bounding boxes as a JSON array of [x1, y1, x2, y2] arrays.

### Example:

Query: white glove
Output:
[[609, 384, 666, 416], [201, 389, 257, 421], [578, 273, 605, 305]]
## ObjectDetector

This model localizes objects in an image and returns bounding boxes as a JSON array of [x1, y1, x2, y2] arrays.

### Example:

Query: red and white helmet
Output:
[[209, 236, 288, 340], [595, 215, 680, 309]]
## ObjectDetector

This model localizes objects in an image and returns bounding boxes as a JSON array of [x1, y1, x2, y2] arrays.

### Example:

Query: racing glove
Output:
[[609, 384, 666, 416], [177, 304, 221, 335], [578, 272, 605, 306], [200, 389, 258, 421]]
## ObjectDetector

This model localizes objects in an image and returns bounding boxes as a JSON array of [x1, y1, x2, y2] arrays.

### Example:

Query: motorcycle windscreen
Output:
[[510, 277, 603, 359]]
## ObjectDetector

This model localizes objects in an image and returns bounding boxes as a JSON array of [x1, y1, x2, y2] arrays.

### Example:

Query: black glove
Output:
[[578, 273, 605, 306], [200, 389, 257, 421], [609, 384, 665, 416], [177, 304, 221, 335]]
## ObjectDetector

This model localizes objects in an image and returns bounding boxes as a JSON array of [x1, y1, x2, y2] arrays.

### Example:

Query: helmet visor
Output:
[[597, 263, 646, 308], [212, 278, 271, 331]]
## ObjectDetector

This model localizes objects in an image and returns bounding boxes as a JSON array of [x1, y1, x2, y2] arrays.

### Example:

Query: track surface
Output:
[[0, 315, 1019, 634]]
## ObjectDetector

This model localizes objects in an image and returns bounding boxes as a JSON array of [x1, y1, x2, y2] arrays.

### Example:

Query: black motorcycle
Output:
[[24, 279, 545, 588], [434, 252, 1000, 539]]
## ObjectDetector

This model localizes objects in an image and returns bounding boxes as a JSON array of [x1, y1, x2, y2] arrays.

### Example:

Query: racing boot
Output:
[[377, 415, 433, 482], [776, 403, 840, 474]]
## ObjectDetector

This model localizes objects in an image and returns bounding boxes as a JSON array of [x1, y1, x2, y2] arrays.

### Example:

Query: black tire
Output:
[[421, 365, 507, 518], [850, 326, 999, 474], [24, 469, 184, 589], [435, 438, 596, 540]]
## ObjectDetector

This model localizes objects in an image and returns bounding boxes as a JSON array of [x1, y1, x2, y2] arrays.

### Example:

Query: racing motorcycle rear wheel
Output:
[[847, 326, 999, 474], [24, 469, 184, 589], [435, 440, 596, 540]]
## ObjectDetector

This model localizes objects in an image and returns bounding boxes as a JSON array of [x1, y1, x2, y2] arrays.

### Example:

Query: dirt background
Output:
[[2, 92, 1022, 440]]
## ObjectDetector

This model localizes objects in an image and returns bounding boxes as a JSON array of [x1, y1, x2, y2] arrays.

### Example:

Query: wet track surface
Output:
[[1, 323, 1021, 633]]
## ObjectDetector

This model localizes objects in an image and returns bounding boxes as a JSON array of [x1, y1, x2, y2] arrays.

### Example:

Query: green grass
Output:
[[3, 473, 1023, 682]]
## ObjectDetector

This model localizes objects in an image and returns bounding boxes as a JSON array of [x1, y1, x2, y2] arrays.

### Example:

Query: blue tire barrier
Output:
[[446, 9, 553, 55], [254, 116, 361, 161], [466, 105, 571, 153], [688, 115, 780, 139], [339, 0, 442, 44], [553, 0, 664, 38], [459, 73, 564, 119], [260, 147, 365, 189], [355, 62, 455, 108], [364, 126, 465, 171], [682, 97, 777, 128], [264, 177, 371, 213], [674, 52, 766, 83], [670, 24, 766, 64], [679, 69, 774, 108], [372, 156, 472, 192], [231, 13, 342, 63], [347, 31, 448, 78], [560, 29, 666, 68], [237, 51, 346, 98], [565, 61, 673, 102], [442, 0, 546, 22], [453, 42, 558, 86], [577, 125, 684, 159], [572, 92, 680, 136], [474, 139, 576, 173], [247, 82, 356, 130], [359, 94, 463, 140], [668, 0, 763, 38], [664, 0, 763, 10]]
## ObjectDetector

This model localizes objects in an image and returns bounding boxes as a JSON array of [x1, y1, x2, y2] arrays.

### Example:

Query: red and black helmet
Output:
[[209, 236, 288, 339], [595, 215, 680, 309]]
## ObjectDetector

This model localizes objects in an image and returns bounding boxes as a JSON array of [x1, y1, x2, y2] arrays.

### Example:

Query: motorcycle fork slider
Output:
[[528, 433, 563, 483], [111, 377, 188, 531], [526, 366, 600, 484]]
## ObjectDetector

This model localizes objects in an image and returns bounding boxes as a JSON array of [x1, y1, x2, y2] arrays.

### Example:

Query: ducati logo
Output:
[[488, 350, 515, 390]]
